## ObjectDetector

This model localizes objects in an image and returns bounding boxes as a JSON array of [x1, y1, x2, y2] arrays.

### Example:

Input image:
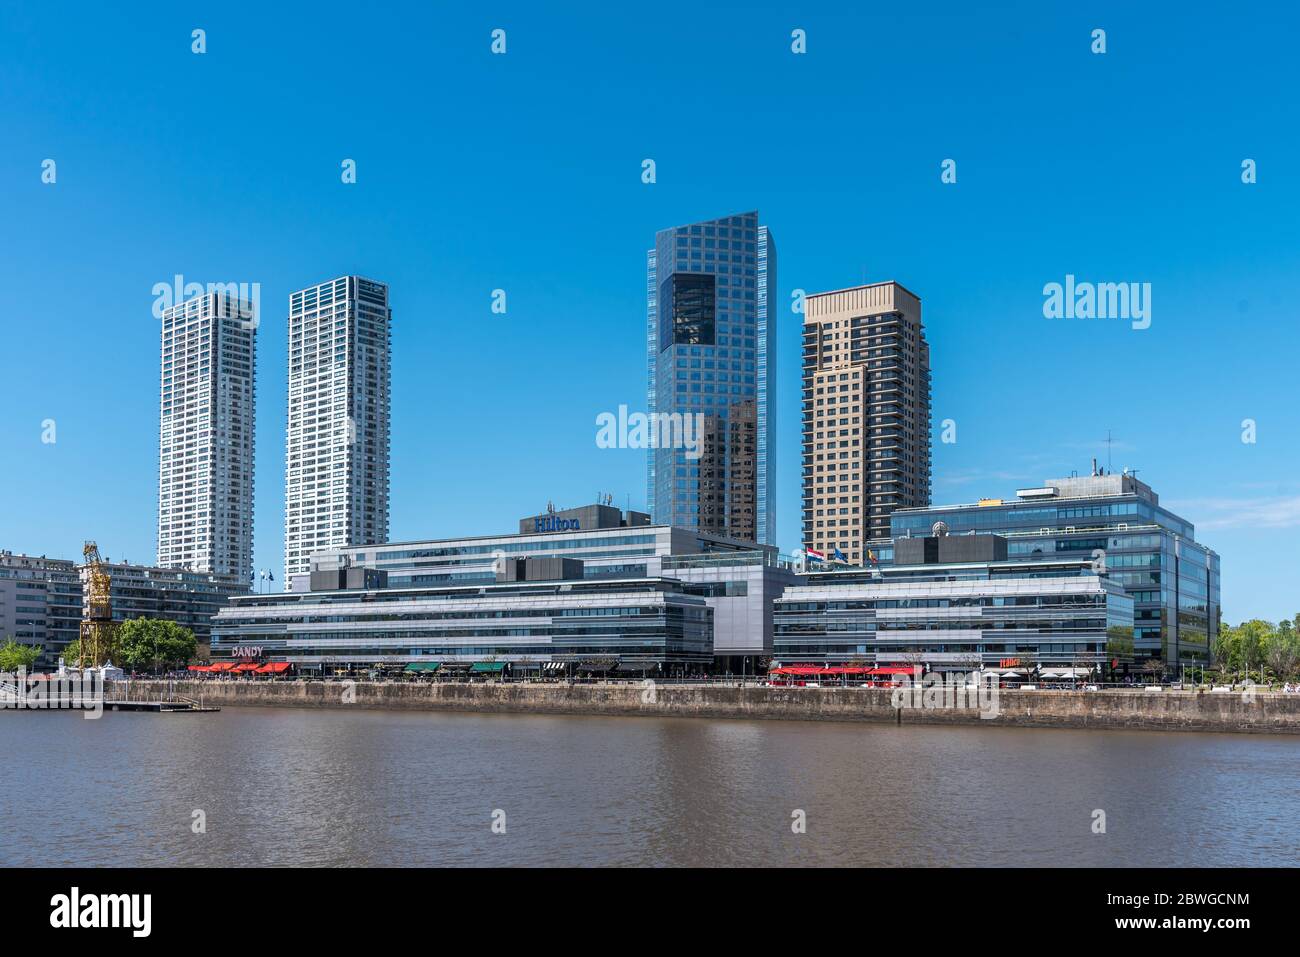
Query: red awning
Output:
[[254, 662, 291, 674], [768, 665, 917, 679], [231, 662, 259, 672], [208, 662, 237, 672], [188, 665, 211, 673]]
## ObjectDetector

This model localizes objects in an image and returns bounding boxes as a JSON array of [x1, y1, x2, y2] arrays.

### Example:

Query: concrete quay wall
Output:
[[153, 680, 1300, 734]]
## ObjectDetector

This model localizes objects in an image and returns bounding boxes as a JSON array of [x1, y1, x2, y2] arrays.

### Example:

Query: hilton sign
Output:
[[534, 516, 580, 533]]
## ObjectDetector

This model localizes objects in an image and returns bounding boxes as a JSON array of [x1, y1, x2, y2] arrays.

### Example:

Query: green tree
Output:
[[61, 638, 81, 665], [0, 639, 41, 672], [1213, 617, 1300, 684], [1266, 620, 1300, 681], [117, 619, 198, 673], [1140, 657, 1166, 683], [1237, 620, 1275, 682], [1213, 622, 1240, 679]]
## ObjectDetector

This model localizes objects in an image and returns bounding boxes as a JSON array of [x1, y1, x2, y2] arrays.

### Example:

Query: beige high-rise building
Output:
[[802, 282, 931, 562]]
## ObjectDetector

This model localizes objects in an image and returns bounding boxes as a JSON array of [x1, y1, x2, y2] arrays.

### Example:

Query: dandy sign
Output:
[[230, 646, 264, 659]]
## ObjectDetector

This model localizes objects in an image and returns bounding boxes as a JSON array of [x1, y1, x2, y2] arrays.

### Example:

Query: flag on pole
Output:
[[833, 548, 848, 564], [805, 547, 826, 562]]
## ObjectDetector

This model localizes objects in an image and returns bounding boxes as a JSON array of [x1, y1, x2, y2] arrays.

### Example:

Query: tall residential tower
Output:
[[647, 211, 776, 545], [802, 282, 931, 562], [157, 290, 256, 581], [283, 276, 391, 584]]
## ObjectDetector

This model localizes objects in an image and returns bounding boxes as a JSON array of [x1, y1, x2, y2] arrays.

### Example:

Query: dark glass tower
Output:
[[646, 212, 776, 544]]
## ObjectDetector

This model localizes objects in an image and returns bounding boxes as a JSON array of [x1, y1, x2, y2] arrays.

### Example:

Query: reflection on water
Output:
[[2, 706, 1296, 866]]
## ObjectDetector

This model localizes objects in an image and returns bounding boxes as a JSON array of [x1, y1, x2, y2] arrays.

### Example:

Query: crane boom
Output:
[[78, 541, 118, 668]]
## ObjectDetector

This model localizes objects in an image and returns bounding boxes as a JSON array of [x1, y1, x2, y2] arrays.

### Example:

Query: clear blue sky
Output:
[[1, 1, 1297, 622]]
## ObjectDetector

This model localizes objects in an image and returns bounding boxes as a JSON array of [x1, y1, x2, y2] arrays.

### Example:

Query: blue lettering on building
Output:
[[535, 517, 581, 533]]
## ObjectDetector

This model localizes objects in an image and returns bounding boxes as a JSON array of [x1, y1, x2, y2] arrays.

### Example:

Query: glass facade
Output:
[[774, 559, 1134, 674], [313, 524, 789, 663], [328, 524, 768, 589], [890, 486, 1219, 670], [647, 212, 776, 545], [212, 579, 713, 671], [334, 530, 672, 589]]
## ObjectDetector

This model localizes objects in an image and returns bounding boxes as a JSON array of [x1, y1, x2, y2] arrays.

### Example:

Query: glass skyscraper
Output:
[[646, 211, 776, 545]]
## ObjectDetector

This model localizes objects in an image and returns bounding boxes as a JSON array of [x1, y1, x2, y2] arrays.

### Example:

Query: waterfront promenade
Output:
[[115, 678, 1300, 735]]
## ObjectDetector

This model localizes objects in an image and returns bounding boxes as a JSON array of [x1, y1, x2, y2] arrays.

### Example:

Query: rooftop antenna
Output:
[[1105, 429, 1113, 474]]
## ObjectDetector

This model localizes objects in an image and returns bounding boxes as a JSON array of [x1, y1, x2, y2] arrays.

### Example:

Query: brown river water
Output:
[[2, 706, 1297, 866]]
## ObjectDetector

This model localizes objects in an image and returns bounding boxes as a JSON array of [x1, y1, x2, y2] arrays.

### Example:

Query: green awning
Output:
[[403, 662, 441, 673], [469, 661, 506, 673]]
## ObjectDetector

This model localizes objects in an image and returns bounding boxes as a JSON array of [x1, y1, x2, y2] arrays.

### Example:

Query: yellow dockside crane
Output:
[[78, 541, 118, 668]]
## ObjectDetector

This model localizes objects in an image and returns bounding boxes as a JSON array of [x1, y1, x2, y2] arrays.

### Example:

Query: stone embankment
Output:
[[149, 679, 1300, 734]]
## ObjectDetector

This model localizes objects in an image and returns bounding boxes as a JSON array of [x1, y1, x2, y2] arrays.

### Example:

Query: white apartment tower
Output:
[[283, 276, 391, 583], [157, 291, 257, 581]]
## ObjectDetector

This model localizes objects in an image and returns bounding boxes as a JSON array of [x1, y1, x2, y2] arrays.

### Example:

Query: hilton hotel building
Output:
[[802, 282, 931, 563], [217, 503, 798, 672]]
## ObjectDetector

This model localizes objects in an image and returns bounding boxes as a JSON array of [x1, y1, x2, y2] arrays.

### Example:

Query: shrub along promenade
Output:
[[139, 678, 1300, 735]]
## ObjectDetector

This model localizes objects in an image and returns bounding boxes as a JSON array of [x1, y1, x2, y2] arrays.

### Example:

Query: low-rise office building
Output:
[[658, 550, 795, 672], [212, 559, 713, 675], [288, 503, 798, 670], [297, 504, 753, 592], [889, 466, 1217, 672], [774, 534, 1135, 678]]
